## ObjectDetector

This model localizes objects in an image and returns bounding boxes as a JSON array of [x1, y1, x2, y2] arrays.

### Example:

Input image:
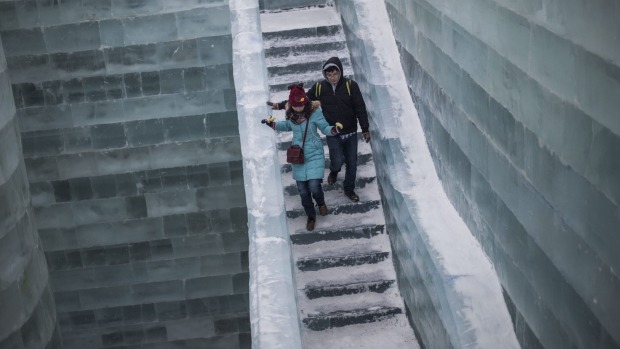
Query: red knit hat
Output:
[[288, 84, 308, 107]]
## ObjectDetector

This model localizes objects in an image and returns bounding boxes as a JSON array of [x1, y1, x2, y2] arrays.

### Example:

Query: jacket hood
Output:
[[322, 56, 344, 81]]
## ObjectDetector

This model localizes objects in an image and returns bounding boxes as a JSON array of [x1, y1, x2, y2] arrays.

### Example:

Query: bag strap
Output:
[[317, 80, 350, 97], [300, 114, 311, 148]]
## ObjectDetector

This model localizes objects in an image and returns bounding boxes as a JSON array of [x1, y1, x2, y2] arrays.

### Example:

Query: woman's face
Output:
[[292, 105, 305, 112]]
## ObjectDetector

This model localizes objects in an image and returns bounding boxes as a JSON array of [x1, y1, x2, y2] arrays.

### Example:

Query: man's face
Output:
[[325, 69, 341, 84]]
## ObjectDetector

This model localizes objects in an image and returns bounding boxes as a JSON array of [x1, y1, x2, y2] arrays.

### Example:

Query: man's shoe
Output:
[[318, 204, 328, 216], [344, 191, 359, 202], [306, 217, 316, 231], [327, 171, 338, 185]]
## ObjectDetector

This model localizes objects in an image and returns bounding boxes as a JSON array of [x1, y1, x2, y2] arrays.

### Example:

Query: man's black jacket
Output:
[[307, 57, 369, 135]]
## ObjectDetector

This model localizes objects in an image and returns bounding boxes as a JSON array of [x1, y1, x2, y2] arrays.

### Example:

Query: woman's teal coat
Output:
[[274, 108, 334, 182]]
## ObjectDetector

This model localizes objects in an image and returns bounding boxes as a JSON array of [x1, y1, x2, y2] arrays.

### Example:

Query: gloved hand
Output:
[[266, 101, 287, 110], [362, 132, 371, 143], [261, 116, 276, 128], [331, 122, 344, 135], [266, 101, 280, 110]]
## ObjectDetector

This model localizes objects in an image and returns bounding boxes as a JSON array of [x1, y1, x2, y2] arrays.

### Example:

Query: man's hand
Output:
[[311, 100, 321, 109], [362, 132, 371, 143]]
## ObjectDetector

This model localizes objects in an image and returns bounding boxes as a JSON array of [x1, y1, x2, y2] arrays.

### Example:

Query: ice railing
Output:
[[229, 1, 302, 348], [334, 1, 520, 348]]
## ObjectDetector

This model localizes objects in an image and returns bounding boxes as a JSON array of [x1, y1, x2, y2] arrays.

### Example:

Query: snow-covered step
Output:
[[262, 25, 343, 43], [286, 209, 386, 234], [267, 58, 351, 78], [304, 279, 395, 299], [295, 259, 395, 290], [269, 76, 323, 94], [303, 306, 402, 331], [286, 200, 381, 219], [290, 224, 385, 245], [301, 315, 419, 348], [265, 42, 347, 62], [261, 6, 342, 34], [293, 227, 390, 256], [297, 250, 389, 271], [301, 282, 403, 313]]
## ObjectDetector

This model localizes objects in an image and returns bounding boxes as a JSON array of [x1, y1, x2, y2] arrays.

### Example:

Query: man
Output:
[[268, 57, 369, 202]]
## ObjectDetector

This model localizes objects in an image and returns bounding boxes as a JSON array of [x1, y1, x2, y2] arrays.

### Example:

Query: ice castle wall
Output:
[[0, 37, 62, 348], [0, 1, 250, 348], [383, 0, 620, 348]]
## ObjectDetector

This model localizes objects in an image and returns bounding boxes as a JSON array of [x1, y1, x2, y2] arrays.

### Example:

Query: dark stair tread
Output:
[[265, 41, 347, 59], [268, 59, 351, 78], [303, 306, 402, 331], [290, 224, 384, 245], [304, 279, 395, 299], [262, 25, 342, 42], [297, 251, 389, 271], [286, 200, 381, 219], [269, 79, 322, 94]]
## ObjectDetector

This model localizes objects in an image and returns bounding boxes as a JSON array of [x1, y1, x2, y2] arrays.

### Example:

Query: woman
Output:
[[262, 84, 342, 231]]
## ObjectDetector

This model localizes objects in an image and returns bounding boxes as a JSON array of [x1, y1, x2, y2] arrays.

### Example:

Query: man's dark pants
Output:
[[326, 134, 358, 192]]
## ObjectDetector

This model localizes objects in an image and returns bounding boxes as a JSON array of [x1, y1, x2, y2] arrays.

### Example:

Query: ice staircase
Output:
[[261, 5, 419, 348]]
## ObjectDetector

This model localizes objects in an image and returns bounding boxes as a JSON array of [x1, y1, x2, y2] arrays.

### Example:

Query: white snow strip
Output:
[[261, 6, 342, 33], [295, 261, 395, 289]]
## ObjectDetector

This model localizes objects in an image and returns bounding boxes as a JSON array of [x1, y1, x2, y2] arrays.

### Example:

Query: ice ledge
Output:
[[230, 1, 302, 348]]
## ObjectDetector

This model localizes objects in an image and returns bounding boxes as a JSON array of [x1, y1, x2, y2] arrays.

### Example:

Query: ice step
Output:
[[303, 306, 402, 331], [290, 224, 385, 245], [265, 41, 347, 61], [304, 279, 395, 299], [286, 200, 381, 219], [262, 25, 342, 43], [296, 250, 389, 271], [268, 58, 351, 78]]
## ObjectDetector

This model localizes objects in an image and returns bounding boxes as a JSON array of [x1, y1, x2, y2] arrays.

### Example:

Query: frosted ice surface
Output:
[[230, 0, 302, 348]]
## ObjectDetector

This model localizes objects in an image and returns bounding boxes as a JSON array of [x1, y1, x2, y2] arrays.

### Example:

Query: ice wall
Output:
[[229, 1, 302, 348], [385, 0, 620, 348], [334, 1, 519, 348], [0, 1, 250, 348], [0, 38, 62, 348]]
